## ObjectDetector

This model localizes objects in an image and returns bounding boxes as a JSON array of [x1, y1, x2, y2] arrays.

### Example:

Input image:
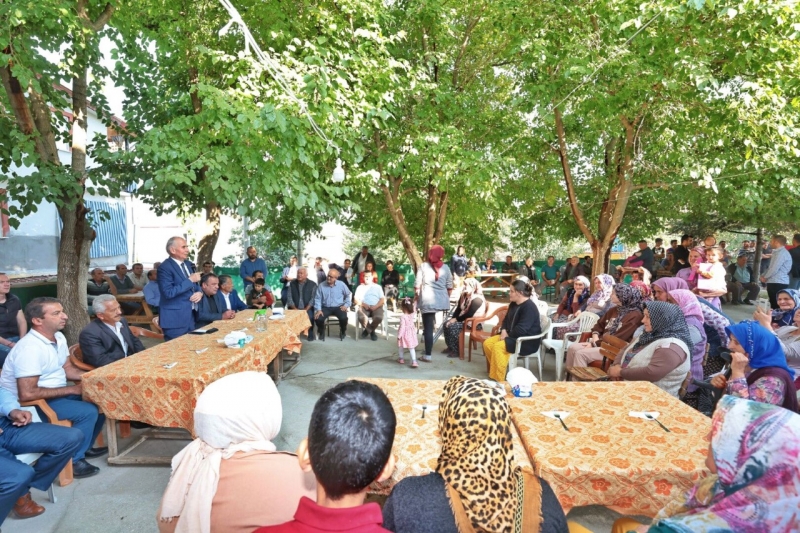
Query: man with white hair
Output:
[[354, 274, 385, 341], [79, 294, 145, 368], [158, 236, 203, 340]]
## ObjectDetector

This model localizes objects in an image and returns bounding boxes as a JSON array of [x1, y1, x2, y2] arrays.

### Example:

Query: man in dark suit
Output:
[[157, 236, 203, 340], [351, 246, 376, 287], [79, 294, 145, 368], [218, 275, 248, 312], [196, 273, 236, 328]]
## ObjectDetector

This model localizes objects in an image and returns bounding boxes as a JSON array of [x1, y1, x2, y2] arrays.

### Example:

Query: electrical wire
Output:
[[281, 353, 396, 381]]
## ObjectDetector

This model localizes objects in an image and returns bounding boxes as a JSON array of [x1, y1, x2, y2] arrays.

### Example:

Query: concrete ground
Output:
[[3, 296, 757, 533]]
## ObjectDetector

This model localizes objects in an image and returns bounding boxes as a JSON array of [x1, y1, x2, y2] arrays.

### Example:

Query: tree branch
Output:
[[554, 106, 595, 244]]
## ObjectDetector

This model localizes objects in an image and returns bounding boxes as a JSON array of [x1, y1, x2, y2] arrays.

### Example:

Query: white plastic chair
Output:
[[542, 312, 600, 381], [508, 314, 551, 380], [534, 299, 550, 318], [355, 301, 390, 340], [15, 406, 57, 503]]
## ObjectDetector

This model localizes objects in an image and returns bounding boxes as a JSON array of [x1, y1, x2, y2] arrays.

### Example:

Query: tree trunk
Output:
[[380, 175, 423, 271], [422, 180, 438, 258], [196, 201, 221, 266], [753, 227, 763, 281]]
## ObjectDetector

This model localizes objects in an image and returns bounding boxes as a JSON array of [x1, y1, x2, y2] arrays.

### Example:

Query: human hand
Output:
[[8, 409, 31, 426], [223, 310, 236, 320], [189, 272, 202, 283], [314, 311, 323, 319], [730, 351, 749, 377], [753, 307, 771, 328], [759, 276, 766, 284], [500, 330, 508, 340], [710, 374, 727, 389], [71, 383, 83, 395], [339, 305, 348, 312], [189, 291, 203, 303], [607, 365, 621, 378]]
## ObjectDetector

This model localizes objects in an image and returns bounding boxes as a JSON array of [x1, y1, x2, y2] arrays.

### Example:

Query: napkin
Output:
[[541, 411, 571, 419], [629, 411, 661, 420], [268, 314, 284, 320]]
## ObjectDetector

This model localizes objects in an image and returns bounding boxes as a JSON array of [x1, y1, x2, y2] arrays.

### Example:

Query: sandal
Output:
[[411, 361, 419, 368], [421, 355, 432, 363], [397, 358, 405, 364]]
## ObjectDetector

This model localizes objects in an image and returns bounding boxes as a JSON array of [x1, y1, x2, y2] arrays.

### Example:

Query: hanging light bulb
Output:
[[332, 158, 345, 183]]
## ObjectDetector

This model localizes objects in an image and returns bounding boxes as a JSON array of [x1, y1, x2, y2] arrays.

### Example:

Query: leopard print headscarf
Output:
[[437, 376, 517, 533]]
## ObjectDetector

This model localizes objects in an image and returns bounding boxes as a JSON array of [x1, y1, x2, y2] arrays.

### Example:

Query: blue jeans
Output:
[[0, 418, 82, 524], [44, 395, 105, 460], [0, 336, 19, 368]]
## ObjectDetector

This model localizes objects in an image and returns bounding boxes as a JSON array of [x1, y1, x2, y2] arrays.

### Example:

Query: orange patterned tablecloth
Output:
[[510, 381, 710, 517], [356, 378, 532, 495], [82, 310, 310, 434]]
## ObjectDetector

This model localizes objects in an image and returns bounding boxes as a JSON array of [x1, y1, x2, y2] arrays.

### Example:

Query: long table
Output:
[[357, 378, 532, 495], [510, 381, 710, 517], [82, 309, 310, 464]]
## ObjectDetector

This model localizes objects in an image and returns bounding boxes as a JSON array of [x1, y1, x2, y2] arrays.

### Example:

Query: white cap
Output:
[[507, 367, 537, 397]]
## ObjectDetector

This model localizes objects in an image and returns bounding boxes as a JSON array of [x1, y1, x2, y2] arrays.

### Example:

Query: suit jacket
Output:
[[196, 291, 227, 328], [351, 252, 376, 274], [158, 258, 200, 330], [221, 290, 248, 312], [79, 318, 145, 368]]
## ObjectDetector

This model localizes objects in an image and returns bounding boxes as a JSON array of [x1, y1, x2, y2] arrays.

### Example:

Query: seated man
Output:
[[286, 267, 318, 341], [0, 387, 83, 524], [143, 269, 161, 313], [87, 267, 115, 308], [218, 275, 248, 312], [247, 278, 275, 309], [354, 274, 385, 341], [518, 256, 539, 288], [559, 256, 581, 298], [0, 297, 106, 478], [537, 255, 559, 296], [0, 272, 27, 368], [109, 263, 139, 314], [313, 270, 352, 341], [727, 253, 761, 305], [79, 294, 145, 368], [500, 255, 518, 274], [254, 380, 396, 533], [196, 274, 235, 328], [482, 258, 497, 273], [127, 262, 148, 290]]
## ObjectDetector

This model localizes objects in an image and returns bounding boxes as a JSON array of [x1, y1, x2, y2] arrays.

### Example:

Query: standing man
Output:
[[537, 256, 559, 296], [286, 267, 318, 341], [313, 257, 327, 285], [789, 234, 800, 290], [350, 246, 376, 285], [634, 240, 655, 275], [672, 235, 692, 273], [0, 273, 26, 368], [240, 247, 267, 294], [143, 269, 160, 312], [760, 235, 792, 309], [279, 256, 298, 306], [313, 270, 352, 341], [354, 274, 385, 341], [158, 237, 203, 340], [196, 273, 236, 328], [653, 238, 665, 262], [201, 261, 215, 275], [739, 240, 756, 269], [218, 275, 248, 312], [79, 294, 145, 368], [0, 297, 106, 478], [760, 241, 773, 276], [127, 263, 148, 290]]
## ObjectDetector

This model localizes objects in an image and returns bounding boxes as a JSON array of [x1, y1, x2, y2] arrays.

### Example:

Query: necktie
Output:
[[181, 263, 191, 278]]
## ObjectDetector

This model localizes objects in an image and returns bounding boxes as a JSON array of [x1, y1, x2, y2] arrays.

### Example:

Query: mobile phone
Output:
[[755, 298, 770, 312]]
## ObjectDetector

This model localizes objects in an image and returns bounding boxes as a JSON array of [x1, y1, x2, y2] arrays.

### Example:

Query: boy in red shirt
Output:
[[254, 380, 397, 533]]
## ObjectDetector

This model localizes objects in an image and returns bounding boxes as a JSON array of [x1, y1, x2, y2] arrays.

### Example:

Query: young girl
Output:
[[696, 246, 727, 308], [397, 297, 419, 368]]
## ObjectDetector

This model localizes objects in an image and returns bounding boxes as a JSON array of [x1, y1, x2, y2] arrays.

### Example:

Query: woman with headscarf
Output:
[[755, 306, 800, 388], [611, 396, 800, 533], [442, 278, 485, 358], [606, 301, 692, 397], [710, 320, 799, 412], [654, 278, 731, 354], [674, 246, 705, 291], [630, 280, 652, 301], [770, 288, 800, 329], [383, 376, 568, 533], [663, 290, 707, 395], [552, 274, 614, 340], [415, 245, 454, 362], [565, 284, 644, 372], [157, 372, 316, 533]]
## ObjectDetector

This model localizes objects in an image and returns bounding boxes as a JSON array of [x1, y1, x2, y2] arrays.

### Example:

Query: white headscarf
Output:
[[159, 372, 282, 533]]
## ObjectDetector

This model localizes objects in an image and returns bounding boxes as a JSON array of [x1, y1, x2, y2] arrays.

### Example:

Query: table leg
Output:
[[106, 418, 119, 461], [142, 300, 154, 319]]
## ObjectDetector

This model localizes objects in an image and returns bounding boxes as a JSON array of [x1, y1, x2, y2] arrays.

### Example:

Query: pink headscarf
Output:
[[667, 289, 705, 324]]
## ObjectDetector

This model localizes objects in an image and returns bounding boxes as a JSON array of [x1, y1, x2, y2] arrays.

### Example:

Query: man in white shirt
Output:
[[218, 274, 248, 312], [78, 294, 145, 368], [0, 297, 106, 478], [127, 263, 148, 290], [354, 274, 385, 341], [280, 256, 299, 306]]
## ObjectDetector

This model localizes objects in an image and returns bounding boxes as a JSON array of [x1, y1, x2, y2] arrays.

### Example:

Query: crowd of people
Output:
[[3, 233, 800, 531]]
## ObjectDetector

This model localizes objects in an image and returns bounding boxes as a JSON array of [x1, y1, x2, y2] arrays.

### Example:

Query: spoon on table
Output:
[[645, 413, 670, 432], [421, 405, 427, 419], [554, 412, 569, 431]]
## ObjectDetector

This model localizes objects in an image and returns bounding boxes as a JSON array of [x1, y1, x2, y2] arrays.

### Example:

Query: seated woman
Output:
[[611, 396, 800, 533], [552, 274, 590, 321], [770, 288, 800, 329], [553, 274, 614, 340], [674, 246, 704, 290], [630, 279, 652, 301], [565, 284, 644, 371], [442, 278, 485, 358], [383, 376, 568, 533], [157, 372, 316, 533], [606, 301, 692, 397], [381, 260, 401, 311], [756, 306, 800, 389], [483, 280, 541, 382], [663, 290, 707, 396], [710, 320, 799, 412]]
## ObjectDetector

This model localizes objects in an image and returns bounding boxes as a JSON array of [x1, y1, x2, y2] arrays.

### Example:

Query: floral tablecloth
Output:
[[356, 378, 532, 495], [82, 310, 310, 435], [510, 381, 710, 517]]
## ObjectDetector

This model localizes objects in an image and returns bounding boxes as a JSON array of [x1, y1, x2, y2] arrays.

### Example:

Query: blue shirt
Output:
[[240, 258, 268, 285], [763, 246, 792, 284], [314, 281, 352, 311], [0, 386, 20, 418], [143, 280, 161, 307]]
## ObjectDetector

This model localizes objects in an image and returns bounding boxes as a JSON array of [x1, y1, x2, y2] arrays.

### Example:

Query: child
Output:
[[696, 246, 727, 308], [254, 380, 396, 533], [248, 279, 274, 309], [396, 297, 419, 368]]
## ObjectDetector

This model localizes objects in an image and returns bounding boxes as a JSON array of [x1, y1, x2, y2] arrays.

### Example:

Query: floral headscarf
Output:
[[606, 284, 644, 336], [586, 274, 615, 309], [458, 277, 484, 315], [623, 301, 692, 367], [726, 320, 796, 379], [630, 280, 652, 300], [655, 396, 800, 532], [697, 298, 731, 345], [668, 289, 705, 325], [772, 288, 800, 328], [568, 275, 592, 307]]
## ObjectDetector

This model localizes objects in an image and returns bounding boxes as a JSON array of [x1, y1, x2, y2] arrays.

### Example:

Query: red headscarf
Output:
[[428, 245, 445, 280]]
